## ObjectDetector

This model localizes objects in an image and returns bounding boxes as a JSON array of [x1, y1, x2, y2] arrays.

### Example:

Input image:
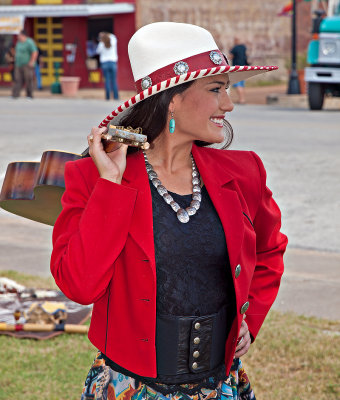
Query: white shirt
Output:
[[96, 34, 118, 63]]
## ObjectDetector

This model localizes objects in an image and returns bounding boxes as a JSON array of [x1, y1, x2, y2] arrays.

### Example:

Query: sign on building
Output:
[[0, 16, 25, 34]]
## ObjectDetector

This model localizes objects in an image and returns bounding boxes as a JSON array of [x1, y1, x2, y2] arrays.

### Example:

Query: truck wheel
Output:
[[308, 82, 325, 110]]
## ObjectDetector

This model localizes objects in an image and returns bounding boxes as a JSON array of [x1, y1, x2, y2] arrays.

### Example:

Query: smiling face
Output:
[[170, 74, 234, 144]]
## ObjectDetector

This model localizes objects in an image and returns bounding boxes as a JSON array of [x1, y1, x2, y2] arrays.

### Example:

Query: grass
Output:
[[0, 269, 57, 290], [0, 270, 339, 400], [244, 312, 340, 399]]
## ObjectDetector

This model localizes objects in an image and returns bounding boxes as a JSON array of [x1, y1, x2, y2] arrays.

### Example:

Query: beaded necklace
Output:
[[143, 151, 202, 223]]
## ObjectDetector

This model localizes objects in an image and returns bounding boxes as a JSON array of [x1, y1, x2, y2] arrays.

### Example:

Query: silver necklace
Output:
[[143, 151, 202, 223]]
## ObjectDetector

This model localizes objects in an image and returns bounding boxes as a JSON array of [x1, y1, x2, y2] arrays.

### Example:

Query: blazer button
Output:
[[194, 337, 200, 344], [194, 322, 201, 330], [235, 264, 241, 278], [193, 351, 200, 358], [192, 362, 198, 370], [240, 301, 249, 314]]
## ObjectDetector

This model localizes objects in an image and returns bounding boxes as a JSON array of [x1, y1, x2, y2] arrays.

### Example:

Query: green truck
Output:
[[305, 0, 340, 109]]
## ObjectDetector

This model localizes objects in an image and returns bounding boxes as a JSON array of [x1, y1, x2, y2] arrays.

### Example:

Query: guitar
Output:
[[0, 126, 149, 226]]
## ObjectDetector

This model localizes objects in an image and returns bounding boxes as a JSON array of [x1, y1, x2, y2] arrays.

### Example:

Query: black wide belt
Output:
[[156, 304, 233, 377]]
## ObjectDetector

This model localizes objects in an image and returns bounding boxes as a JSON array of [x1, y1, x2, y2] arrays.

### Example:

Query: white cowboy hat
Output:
[[99, 22, 277, 127]]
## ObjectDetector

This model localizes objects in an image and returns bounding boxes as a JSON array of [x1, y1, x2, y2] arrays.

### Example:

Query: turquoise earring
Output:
[[169, 112, 175, 134]]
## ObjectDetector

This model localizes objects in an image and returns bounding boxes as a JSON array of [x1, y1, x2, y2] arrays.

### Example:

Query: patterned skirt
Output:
[[81, 352, 256, 400]]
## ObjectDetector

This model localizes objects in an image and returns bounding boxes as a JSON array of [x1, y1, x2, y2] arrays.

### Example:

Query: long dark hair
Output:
[[102, 33, 111, 49], [118, 80, 233, 153]]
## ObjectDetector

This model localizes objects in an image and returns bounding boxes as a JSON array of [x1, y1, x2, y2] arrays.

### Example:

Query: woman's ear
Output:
[[168, 99, 175, 115], [169, 93, 182, 112]]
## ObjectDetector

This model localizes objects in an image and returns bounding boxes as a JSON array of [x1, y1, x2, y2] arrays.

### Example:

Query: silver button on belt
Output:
[[193, 350, 200, 358]]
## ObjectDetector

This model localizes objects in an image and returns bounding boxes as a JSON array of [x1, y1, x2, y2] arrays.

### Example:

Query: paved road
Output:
[[0, 97, 339, 320]]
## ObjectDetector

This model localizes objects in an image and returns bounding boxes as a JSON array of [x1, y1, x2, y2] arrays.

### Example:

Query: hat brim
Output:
[[99, 65, 278, 128]]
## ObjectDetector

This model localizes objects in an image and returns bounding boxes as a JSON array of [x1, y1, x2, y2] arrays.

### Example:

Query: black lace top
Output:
[[152, 184, 234, 317], [103, 183, 236, 395]]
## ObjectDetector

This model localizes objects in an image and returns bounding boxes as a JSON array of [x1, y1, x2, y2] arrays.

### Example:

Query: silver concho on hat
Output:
[[141, 76, 152, 90], [209, 51, 222, 65], [174, 61, 189, 75]]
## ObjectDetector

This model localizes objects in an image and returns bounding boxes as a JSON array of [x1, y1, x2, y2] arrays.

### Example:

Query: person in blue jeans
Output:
[[96, 32, 119, 100], [35, 46, 43, 90], [229, 37, 248, 104], [101, 60, 118, 100]]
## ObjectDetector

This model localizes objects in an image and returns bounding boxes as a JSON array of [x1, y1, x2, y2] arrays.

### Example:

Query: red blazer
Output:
[[51, 144, 287, 378]]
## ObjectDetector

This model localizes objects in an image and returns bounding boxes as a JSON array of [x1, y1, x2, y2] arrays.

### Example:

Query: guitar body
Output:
[[0, 150, 81, 226], [0, 126, 149, 226]]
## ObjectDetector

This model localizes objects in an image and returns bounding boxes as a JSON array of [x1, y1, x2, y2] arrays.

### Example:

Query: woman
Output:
[[96, 32, 119, 100], [51, 22, 287, 400]]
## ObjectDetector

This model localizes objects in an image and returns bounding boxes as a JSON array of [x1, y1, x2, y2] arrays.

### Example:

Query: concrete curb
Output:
[[2, 85, 340, 110], [273, 248, 340, 321], [267, 93, 340, 110]]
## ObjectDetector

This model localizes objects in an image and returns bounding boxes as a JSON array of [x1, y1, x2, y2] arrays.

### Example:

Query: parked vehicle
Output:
[[305, 0, 340, 109]]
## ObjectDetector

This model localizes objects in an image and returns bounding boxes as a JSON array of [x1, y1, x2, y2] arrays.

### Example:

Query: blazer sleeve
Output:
[[50, 161, 137, 305], [246, 152, 288, 340]]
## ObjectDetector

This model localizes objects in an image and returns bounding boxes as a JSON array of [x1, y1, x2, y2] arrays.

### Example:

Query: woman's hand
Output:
[[87, 126, 128, 184], [234, 319, 251, 358]]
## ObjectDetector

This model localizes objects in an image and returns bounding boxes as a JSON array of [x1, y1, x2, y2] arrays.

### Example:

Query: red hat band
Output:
[[135, 50, 229, 93]]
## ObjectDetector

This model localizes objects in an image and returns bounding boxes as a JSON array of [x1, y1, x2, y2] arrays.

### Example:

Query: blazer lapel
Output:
[[122, 151, 156, 280], [192, 145, 244, 268]]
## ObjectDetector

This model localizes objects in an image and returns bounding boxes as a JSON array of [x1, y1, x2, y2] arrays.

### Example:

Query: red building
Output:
[[0, 0, 136, 90]]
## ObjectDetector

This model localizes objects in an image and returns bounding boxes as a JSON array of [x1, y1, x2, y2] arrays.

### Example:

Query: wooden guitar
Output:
[[0, 126, 149, 226]]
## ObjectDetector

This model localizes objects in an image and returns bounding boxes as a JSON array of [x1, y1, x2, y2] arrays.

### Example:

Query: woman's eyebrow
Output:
[[207, 80, 230, 86]]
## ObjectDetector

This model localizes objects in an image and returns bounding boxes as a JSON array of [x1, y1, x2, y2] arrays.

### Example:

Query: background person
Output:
[[51, 22, 287, 400], [96, 31, 119, 100], [5, 44, 16, 82], [12, 30, 38, 99], [35, 46, 43, 90], [86, 36, 100, 70], [230, 37, 249, 104]]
